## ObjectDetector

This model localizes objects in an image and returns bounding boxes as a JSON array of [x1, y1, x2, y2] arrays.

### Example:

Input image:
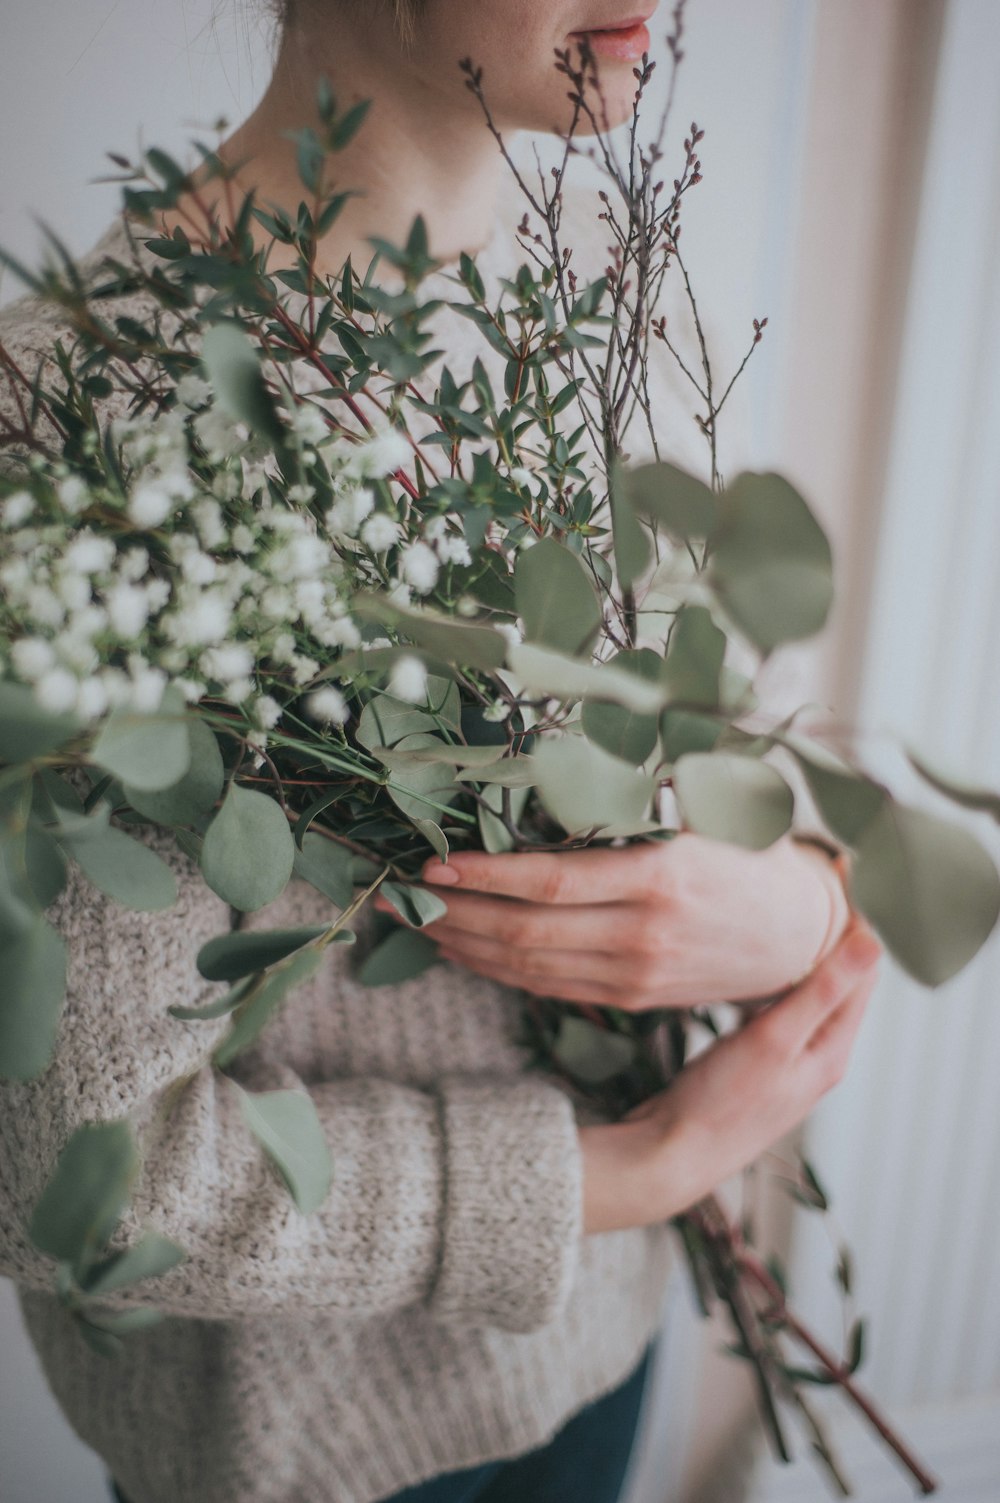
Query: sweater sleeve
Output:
[[0, 819, 584, 1334]]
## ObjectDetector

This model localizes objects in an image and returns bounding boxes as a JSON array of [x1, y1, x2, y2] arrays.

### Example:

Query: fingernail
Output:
[[844, 927, 881, 970], [424, 863, 461, 885]]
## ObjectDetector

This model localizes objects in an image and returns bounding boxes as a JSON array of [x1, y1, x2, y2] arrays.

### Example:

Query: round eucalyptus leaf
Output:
[[661, 605, 726, 709], [213, 947, 323, 1066], [904, 745, 1000, 823], [514, 537, 602, 657], [123, 717, 224, 826], [621, 460, 720, 540], [609, 457, 653, 589], [355, 695, 442, 752], [783, 738, 886, 846], [200, 321, 285, 444], [383, 733, 462, 821], [0, 912, 66, 1081], [0, 680, 83, 764], [410, 817, 449, 861], [196, 924, 329, 981], [659, 709, 723, 764], [380, 880, 448, 928], [533, 734, 655, 837], [236, 1085, 333, 1216], [28, 1120, 138, 1264], [82, 1231, 186, 1298], [673, 752, 794, 850], [200, 781, 295, 911], [506, 642, 664, 714], [90, 686, 191, 792], [708, 472, 833, 651], [23, 820, 68, 909], [64, 825, 178, 912], [850, 801, 1000, 986], [552, 1013, 637, 1084], [357, 927, 439, 986], [292, 831, 356, 908], [352, 594, 507, 670], [581, 648, 661, 765]]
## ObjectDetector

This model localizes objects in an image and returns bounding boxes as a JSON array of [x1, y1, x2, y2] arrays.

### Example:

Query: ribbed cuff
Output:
[[428, 1075, 583, 1333]]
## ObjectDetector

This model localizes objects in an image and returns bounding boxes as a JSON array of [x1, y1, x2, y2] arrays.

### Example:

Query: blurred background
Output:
[[2, 1, 999, 1499]]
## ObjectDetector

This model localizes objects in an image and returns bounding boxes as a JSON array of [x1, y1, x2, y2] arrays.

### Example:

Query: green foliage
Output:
[[673, 752, 794, 850], [235, 1085, 332, 1216], [514, 538, 602, 657], [200, 781, 295, 911], [90, 687, 191, 793], [357, 926, 439, 986]]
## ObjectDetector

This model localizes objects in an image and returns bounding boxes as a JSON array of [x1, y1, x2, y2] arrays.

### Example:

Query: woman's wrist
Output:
[[578, 1116, 681, 1234]]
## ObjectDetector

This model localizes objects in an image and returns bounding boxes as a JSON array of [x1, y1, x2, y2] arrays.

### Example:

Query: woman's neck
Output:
[[151, 17, 512, 282]]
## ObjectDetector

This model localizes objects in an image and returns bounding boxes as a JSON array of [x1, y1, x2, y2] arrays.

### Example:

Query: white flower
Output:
[[435, 533, 472, 567], [494, 621, 523, 649], [106, 582, 151, 637], [53, 573, 92, 612], [360, 513, 401, 552], [193, 405, 247, 461], [1, 490, 35, 528], [179, 549, 218, 586], [128, 479, 174, 528], [212, 469, 242, 502], [224, 676, 255, 704], [230, 523, 256, 554], [75, 676, 110, 720], [175, 373, 213, 410], [305, 686, 350, 725], [252, 694, 283, 729], [313, 614, 361, 650], [483, 698, 512, 723], [118, 546, 150, 583], [191, 498, 226, 548], [11, 637, 56, 680], [175, 677, 207, 704], [129, 666, 168, 713], [286, 482, 316, 504], [350, 425, 410, 480], [384, 578, 412, 608], [509, 465, 543, 497], [422, 515, 448, 545], [290, 654, 320, 686], [270, 533, 329, 582], [200, 643, 254, 684], [294, 578, 326, 622], [144, 577, 171, 611], [399, 540, 439, 595], [165, 591, 231, 647], [99, 666, 134, 707], [25, 585, 66, 628], [56, 475, 91, 515], [35, 667, 80, 714], [388, 654, 428, 704], [64, 532, 116, 576], [260, 585, 293, 621], [324, 485, 375, 539], [290, 405, 329, 446]]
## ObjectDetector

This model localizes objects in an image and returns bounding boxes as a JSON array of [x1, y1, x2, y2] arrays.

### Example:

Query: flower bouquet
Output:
[[2, 19, 998, 1495]]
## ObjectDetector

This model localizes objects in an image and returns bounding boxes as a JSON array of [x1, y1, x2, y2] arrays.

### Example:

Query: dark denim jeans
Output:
[[110, 1338, 656, 1503]]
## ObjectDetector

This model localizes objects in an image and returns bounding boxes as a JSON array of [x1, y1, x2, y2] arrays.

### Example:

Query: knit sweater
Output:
[[0, 169, 716, 1503]]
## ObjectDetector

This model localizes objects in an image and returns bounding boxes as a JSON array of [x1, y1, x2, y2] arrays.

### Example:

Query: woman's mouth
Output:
[[568, 15, 652, 62]]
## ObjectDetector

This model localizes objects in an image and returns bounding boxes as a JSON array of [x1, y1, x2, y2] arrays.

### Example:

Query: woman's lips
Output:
[[568, 18, 652, 62]]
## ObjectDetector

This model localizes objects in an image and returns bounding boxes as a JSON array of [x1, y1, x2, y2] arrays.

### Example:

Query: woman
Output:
[[0, 3, 882, 1502]]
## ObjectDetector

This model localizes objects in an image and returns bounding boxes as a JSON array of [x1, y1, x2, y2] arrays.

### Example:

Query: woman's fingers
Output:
[[432, 928, 627, 986], [400, 889, 634, 952], [751, 915, 882, 1058]]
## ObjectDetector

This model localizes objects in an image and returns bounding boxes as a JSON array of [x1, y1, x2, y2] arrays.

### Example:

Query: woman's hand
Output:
[[579, 913, 883, 1233], [373, 833, 850, 1009]]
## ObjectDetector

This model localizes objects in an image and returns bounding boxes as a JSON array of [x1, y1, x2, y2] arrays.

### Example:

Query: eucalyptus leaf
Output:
[[23, 820, 68, 908], [81, 1231, 186, 1297], [552, 1013, 637, 1084], [454, 757, 538, 788], [213, 948, 323, 1067], [200, 321, 285, 445], [850, 800, 1000, 986], [708, 472, 833, 651], [659, 709, 723, 764], [352, 595, 507, 670], [292, 831, 356, 908], [622, 460, 720, 540], [90, 686, 191, 792], [533, 734, 655, 837], [904, 746, 1000, 823], [410, 816, 449, 860], [0, 680, 82, 764], [63, 825, 178, 912], [514, 538, 602, 657], [168, 974, 255, 1021], [236, 1085, 333, 1215], [783, 739, 887, 846], [357, 927, 439, 986], [123, 717, 224, 827], [200, 781, 295, 912], [383, 732, 462, 820], [196, 924, 330, 981], [609, 457, 653, 589], [0, 913, 67, 1081], [581, 648, 661, 765], [477, 781, 531, 853], [661, 604, 726, 709], [673, 752, 794, 850], [506, 642, 665, 714], [380, 881, 448, 928], [28, 1120, 138, 1265]]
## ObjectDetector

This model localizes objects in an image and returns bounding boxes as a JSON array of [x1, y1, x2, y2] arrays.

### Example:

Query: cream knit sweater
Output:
[[0, 170, 713, 1503]]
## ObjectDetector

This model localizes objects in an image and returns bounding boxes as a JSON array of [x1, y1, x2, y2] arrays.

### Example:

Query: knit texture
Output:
[[0, 170, 705, 1503]]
